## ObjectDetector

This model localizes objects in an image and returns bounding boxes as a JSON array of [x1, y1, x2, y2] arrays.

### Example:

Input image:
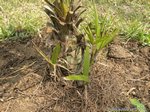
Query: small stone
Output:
[[108, 45, 132, 59], [0, 99, 4, 102], [132, 91, 136, 95]]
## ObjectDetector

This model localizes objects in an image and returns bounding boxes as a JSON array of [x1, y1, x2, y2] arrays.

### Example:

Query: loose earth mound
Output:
[[0, 37, 149, 112]]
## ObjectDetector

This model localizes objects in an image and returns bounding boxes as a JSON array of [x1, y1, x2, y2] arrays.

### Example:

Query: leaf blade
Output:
[[83, 47, 90, 76], [51, 43, 61, 64], [64, 74, 89, 82], [130, 98, 147, 112], [32, 41, 54, 66]]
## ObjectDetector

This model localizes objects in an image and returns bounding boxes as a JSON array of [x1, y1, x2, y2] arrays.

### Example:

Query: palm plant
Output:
[[34, 0, 117, 83], [35, 0, 86, 78], [84, 2, 118, 62], [64, 1, 118, 82]]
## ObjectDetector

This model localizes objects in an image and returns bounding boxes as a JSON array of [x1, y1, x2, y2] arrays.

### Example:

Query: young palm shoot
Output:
[[33, 0, 86, 79], [84, 2, 118, 61], [64, 47, 90, 82]]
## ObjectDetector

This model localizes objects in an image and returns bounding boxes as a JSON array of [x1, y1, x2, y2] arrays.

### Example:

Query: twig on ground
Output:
[[0, 61, 36, 80], [128, 74, 150, 82]]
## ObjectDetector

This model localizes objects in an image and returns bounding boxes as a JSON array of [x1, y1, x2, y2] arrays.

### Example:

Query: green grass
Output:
[[0, 0, 149, 45], [0, 0, 47, 41], [93, 0, 150, 45], [130, 98, 147, 112]]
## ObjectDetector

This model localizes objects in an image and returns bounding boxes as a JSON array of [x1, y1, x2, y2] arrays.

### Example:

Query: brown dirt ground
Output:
[[0, 37, 149, 112]]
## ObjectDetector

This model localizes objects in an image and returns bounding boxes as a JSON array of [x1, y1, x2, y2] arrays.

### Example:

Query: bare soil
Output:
[[0, 37, 149, 112]]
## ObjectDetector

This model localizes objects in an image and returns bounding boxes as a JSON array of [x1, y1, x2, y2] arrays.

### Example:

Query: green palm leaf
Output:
[[51, 43, 61, 64], [64, 75, 89, 82], [83, 47, 90, 76]]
